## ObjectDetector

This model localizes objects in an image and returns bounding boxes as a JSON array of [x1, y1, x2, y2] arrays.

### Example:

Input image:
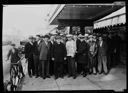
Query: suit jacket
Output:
[[48, 41, 54, 60], [39, 40, 49, 60], [98, 40, 107, 56], [77, 41, 89, 64], [25, 42, 34, 59], [51, 42, 67, 62], [33, 41, 39, 55]]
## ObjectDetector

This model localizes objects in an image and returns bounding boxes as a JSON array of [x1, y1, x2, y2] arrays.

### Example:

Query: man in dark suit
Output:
[[48, 36, 55, 76], [39, 35, 50, 79], [77, 35, 89, 77], [25, 36, 35, 77], [98, 36, 108, 74], [32, 35, 41, 78], [51, 36, 67, 79]]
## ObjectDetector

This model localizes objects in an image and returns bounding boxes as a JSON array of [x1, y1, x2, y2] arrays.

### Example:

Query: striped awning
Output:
[[94, 6, 126, 29]]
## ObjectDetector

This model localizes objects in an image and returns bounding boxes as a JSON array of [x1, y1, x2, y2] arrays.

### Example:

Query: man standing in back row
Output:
[[39, 35, 50, 79]]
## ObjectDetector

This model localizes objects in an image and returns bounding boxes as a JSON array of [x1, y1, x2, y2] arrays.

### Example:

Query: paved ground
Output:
[[21, 64, 126, 91]]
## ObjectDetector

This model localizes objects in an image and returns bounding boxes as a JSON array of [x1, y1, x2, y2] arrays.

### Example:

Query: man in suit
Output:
[[66, 34, 77, 79], [48, 36, 55, 76], [98, 36, 108, 74], [51, 36, 67, 79], [32, 35, 41, 78], [77, 35, 89, 77], [25, 36, 35, 77], [39, 35, 50, 79]]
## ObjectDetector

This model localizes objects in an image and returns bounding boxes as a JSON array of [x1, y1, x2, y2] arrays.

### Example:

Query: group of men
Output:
[[24, 32, 121, 79]]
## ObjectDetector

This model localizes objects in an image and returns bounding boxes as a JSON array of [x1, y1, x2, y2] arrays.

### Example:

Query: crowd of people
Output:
[[7, 32, 122, 80]]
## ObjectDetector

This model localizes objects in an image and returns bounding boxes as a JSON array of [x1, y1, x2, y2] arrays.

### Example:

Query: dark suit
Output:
[[112, 35, 122, 66], [77, 41, 89, 74], [39, 40, 50, 78], [51, 42, 67, 78], [98, 40, 108, 73], [88, 41, 98, 73], [25, 42, 35, 76], [48, 41, 54, 75], [33, 41, 40, 76]]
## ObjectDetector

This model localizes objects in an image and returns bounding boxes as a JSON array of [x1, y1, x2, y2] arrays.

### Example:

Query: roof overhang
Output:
[[49, 4, 124, 26]]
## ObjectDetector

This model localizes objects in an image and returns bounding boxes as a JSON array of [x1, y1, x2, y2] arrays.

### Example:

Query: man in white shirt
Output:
[[66, 34, 77, 79]]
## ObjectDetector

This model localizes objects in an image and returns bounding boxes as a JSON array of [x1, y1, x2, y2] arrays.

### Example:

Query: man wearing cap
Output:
[[51, 36, 67, 79], [88, 35, 98, 74], [98, 36, 108, 74], [66, 34, 77, 79], [77, 35, 89, 77], [25, 36, 35, 77], [6, 43, 25, 77], [39, 35, 50, 79]]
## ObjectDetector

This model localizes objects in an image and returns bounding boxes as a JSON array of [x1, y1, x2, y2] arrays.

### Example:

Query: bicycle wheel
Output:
[[10, 66, 16, 91]]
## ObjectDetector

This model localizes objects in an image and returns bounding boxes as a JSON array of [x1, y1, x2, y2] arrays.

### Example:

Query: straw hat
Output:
[[66, 34, 73, 37], [84, 34, 89, 37], [78, 34, 85, 38]]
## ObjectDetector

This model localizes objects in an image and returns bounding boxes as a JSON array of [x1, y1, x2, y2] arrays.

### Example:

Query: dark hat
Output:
[[44, 35, 50, 39], [11, 43, 15, 46], [36, 35, 41, 37], [66, 34, 73, 38]]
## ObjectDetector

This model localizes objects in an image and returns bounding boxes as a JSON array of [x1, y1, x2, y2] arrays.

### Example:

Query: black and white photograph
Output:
[[2, 2, 126, 91]]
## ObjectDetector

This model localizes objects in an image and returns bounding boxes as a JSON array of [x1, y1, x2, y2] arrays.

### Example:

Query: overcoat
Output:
[[39, 41, 49, 60], [77, 41, 89, 64], [51, 42, 67, 62]]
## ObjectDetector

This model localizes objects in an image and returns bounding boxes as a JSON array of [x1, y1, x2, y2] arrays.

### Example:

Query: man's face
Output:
[[36, 36, 40, 41], [44, 37, 49, 42], [56, 39, 61, 43], [29, 38, 33, 42], [80, 38, 84, 41], [50, 36, 54, 41], [73, 35, 77, 40], [67, 37, 72, 41], [11, 45, 15, 49], [99, 37, 102, 41]]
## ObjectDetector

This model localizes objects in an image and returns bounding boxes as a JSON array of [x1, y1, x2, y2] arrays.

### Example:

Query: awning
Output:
[[94, 6, 126, 28], [49, 4, 123, 26]]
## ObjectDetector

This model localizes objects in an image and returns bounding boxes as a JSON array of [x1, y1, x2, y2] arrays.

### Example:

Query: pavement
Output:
[[21, 64, 126, 91]]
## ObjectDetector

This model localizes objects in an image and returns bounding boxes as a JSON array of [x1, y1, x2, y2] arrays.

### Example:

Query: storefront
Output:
[[48, 4, 124, 35], [93, 6, 126, 65]]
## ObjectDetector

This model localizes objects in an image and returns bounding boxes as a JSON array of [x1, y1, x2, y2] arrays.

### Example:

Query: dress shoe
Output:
[[104, 72, 108, 75], [43, 77, 46, 79], [98, 72, 102, 74], [68, 75, 72, 78], [83, 73, 87, 77], [22, 73, 25, 77], [55, 76, 58, 80], [60, 75, 64, 78], [93, 72, 97, 75], [73, 76, 76, 79], [46, 75, 50, 78], [35, 76, 38, 78], [29, 75, 32, 78]]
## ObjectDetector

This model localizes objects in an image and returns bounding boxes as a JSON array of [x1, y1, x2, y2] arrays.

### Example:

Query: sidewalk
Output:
[[21, 64, 126, 91]]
